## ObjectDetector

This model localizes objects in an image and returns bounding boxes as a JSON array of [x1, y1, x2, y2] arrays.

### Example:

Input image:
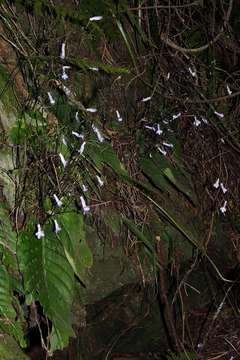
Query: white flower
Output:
[[96, 175, 104, 187], [163, 120, 169, 125], [201, 116, 208, 124], [75, 111, 80, 122], [92, 124, 104, 142], [60, 42, 66, 60], [89, 67, 99, 71], [116, 110, 123, 122], [141, 96, 151, 102], [47, 92, 55, 105], [62, 136, 67, 146], [62, 85, 71, 97], [163, 142, 173, 148], [188, 67, 196, 77], [53, 194, 63, 207], [226, 85, 232, 95], [86, 108, 97, 113], [80, 196, 90, 214], [157, 146, 167, 156], [78, 141, 86, 155], [82, 184, 88, 192], [172, 113, 181, 120], [144, 125, 155, 131], [156, 124, 163, 135], [54, 219, 61, 233], [59, 153, 67, 167], [166, 72, 170, 80], [62, 66, 71, 80], [213, 178, 220, 189], [193, 116, 201, 127], [220, 200, 227, 214], [35, 224, 44, 239], [89, 16, 103, 21], [72, 131, 84, 139], [214, 111, 224, 118], [220, 182, 227, 194]]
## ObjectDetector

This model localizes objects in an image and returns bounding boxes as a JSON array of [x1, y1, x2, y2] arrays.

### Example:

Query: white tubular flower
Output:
[[156, 124, 163, 135], [92, 124, 104, 142], [166, 72, 170, 80], [72, 131, 84, 139], [214, 111, 224, 118], [80, 196, 90, 214], [193, 116, 201, 127], [89, 67, 99, 71], [89, 16, 103, 21], [82, 184, 88, 192], [53, 194, 63, 208], [144, 125, 155, 131], [220, 200, 227, 214], [62, 85, 71, 97], [141, 96, 151, 102], [47, 92, 55, 105], [157, 146, 167, 156], [59, 153, 67, 167], [60, 42, 66, 59], [188, 67, 196, 77], [75, 111, 80, 122], [163, 142, 173, 148], [116, 110, 123, 122], [213, 178, 220, 189], [62, 66, 71, 80], [86, 108, 97, 113], [201, 116, 208, 124], [96, 175, 104, 187], [226, 85, 232, 95], [54, 219, 61, 233], [35, 224, 44, 239], [163, 120, 169, 124], [78, 141, 86, 155], [62, 136, 67, 146], [220, 182, 227, 194], [172, 113, 181, 120]]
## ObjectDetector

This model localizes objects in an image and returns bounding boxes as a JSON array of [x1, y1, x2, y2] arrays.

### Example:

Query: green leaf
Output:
[[18, 228, 75, 352], [0, 204, 17, 269], [56, 212, 93, 281], [0, 265, 26, 347]]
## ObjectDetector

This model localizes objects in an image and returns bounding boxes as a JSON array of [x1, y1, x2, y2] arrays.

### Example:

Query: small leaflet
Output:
[[214, 111, 224, 118], [47, 92, 55, 105], [60, 42, 66, 60], [96, 175, 104, 187], [59, 153, 67, 167], [89, 16, 103, 21], [80, 196, 90, 214], [220, 200, 227, 214], [213, 178, 220, 189], [53, 194, 63, 208], [54, 219, 61, 233], [35, 224, 44, 239]]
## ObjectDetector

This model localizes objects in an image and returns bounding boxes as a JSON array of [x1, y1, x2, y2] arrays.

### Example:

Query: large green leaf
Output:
[[18, 227, 75, 352], [0, 265, 26, 347], [56, 211, 93, 281]]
